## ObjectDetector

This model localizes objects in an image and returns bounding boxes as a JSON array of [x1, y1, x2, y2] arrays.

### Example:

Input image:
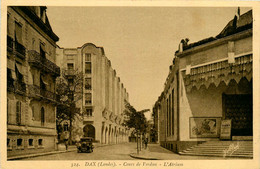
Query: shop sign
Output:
[[220, 119, 232, 140]]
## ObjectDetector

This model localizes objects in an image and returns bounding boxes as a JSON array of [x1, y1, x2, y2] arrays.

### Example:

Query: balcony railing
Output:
[[15, 41, 26, 59], [64, 69, 76, 77], [83, 114, 94, 121], [28, 50, 60, 76], [28, 84, 59, 103], [40, 89, 57, 102], [7, 79, 15, 92], [28, 85, 41, 97], [14, 81, 26, 94], [7, 36, 13, 52]]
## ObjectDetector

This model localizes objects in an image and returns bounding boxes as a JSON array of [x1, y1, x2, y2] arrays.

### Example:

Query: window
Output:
[[7, 138, 10, 147], [172, 89, 174, 135], [29, 139, 34, 146], [169, 94, 171, 136], [32, 106, 35, 120], [67, 63, 74, 70], [17, 139, 23, 147], [166, 98, 169, 136], [7, 14, 11, 35], [32, 39, 35, 50], [40, 43, 46, 58], [40, 74, 47, 90], [85, 53, 91, 62], [16, 101, 21, 125], [15, 22, 22, 44], [7, 99, 9, 124], [41, 107, 45, 126], [85, 62, 91, 74], [68, 78, 74, 86], [85, 78, 91, 90], [38, 139, 43, 146], [85, 93, 92, 104], [63, 122, 69, 131], [85, 108, 92, 116], [15, 63, 24, 83]]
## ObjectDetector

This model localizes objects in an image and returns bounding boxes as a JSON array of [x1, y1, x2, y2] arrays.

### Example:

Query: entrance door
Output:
[[223, 94, 252, 136], [83, 125, 95, 140]]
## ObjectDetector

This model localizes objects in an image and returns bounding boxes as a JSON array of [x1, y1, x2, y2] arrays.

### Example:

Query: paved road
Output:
[[23, 143, 138, 160]]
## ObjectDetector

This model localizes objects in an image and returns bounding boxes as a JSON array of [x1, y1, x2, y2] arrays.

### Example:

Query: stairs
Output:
[[179, 141, 253, 158]]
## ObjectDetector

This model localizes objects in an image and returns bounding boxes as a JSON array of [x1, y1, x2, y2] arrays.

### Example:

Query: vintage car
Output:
[[76, 137, 94, 153]]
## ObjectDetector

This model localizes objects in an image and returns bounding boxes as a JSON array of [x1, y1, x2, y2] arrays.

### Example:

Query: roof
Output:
[[216, 10, 252, 38], [176, 9, 252, 54], [13, 6, 59, 42]]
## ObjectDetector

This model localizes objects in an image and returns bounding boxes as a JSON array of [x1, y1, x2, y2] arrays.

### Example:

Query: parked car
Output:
[[76, 137, 94, 153]]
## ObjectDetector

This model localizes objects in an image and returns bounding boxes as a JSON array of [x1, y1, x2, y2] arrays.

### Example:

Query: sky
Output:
[[46, 7, 251, 120]]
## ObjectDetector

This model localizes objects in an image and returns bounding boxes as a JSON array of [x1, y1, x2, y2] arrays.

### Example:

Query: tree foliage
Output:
[[56, 69, 83, 143], [123, 101, 149, 134]]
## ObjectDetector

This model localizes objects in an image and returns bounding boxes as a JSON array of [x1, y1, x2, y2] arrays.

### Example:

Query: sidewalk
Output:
[[129, 144, 176, 160], [7, 145, 77, 160], [7, 143, 108, 160], [129, 144, 226, 160]]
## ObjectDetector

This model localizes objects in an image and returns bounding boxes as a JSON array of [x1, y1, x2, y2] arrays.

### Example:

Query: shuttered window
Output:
[[15, 22, 22, 44]]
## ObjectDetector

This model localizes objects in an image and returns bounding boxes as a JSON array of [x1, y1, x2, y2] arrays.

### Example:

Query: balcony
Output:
[[7, 79, 15, 92], [83, 114, 94, 121], [28, 85, 41, 98], [8, 80, 26, 94], [40, 89, 57, 102], [28, 84, 59, 103], [15, 41, 26, 59], [64, 69, 76, 77], [7, 36, 13, 52], [28, 50, 60, 76]]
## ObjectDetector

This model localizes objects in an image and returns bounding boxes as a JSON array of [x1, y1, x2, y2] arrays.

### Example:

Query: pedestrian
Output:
[[64, 139, 68, 150], [144, 138, 148, 149]]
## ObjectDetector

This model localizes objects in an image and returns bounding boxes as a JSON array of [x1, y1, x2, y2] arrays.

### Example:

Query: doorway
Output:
[[222, 94, 252, 136]]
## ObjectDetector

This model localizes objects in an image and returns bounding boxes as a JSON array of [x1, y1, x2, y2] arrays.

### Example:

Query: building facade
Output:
[[7, 7, 60, 156], [56, 43, 130, 144], [156, 10, 252, 152]]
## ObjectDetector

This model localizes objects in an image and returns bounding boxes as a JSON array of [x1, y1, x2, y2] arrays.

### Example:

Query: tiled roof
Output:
[[176, 9, 252, 53]]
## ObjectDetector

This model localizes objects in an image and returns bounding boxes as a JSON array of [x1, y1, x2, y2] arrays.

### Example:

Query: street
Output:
[[20, 142, 231, 160], [22, 143, 138, 160]]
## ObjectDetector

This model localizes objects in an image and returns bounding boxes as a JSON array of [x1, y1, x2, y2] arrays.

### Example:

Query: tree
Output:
[[56, 69, 83, 144], [123, 101, 149, 154]]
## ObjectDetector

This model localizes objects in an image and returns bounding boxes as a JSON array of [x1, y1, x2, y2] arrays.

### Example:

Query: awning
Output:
[[11, 70, 17, 80], [40, 76, 49, 85], [15, 63, 23, 75], [40, 43, 46, 52]]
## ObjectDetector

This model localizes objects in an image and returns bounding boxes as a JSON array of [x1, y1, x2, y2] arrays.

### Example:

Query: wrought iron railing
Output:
[[28, 50, 60, 76], [28, 84, 59, 102], [83, 114, 94, 121], [7, 79, 15, 92], [64, 69, 75, 76], [14, 81, 26, 93], [28, 85, 41, 97], [40, 89, 56, 101]]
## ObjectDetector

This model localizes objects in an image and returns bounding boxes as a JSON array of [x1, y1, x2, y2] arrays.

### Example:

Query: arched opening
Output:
[[101, 125, 104, 144], [83, 124, 95, 140], [105, 127, 108, 144], [41, 107, 45, 126]]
